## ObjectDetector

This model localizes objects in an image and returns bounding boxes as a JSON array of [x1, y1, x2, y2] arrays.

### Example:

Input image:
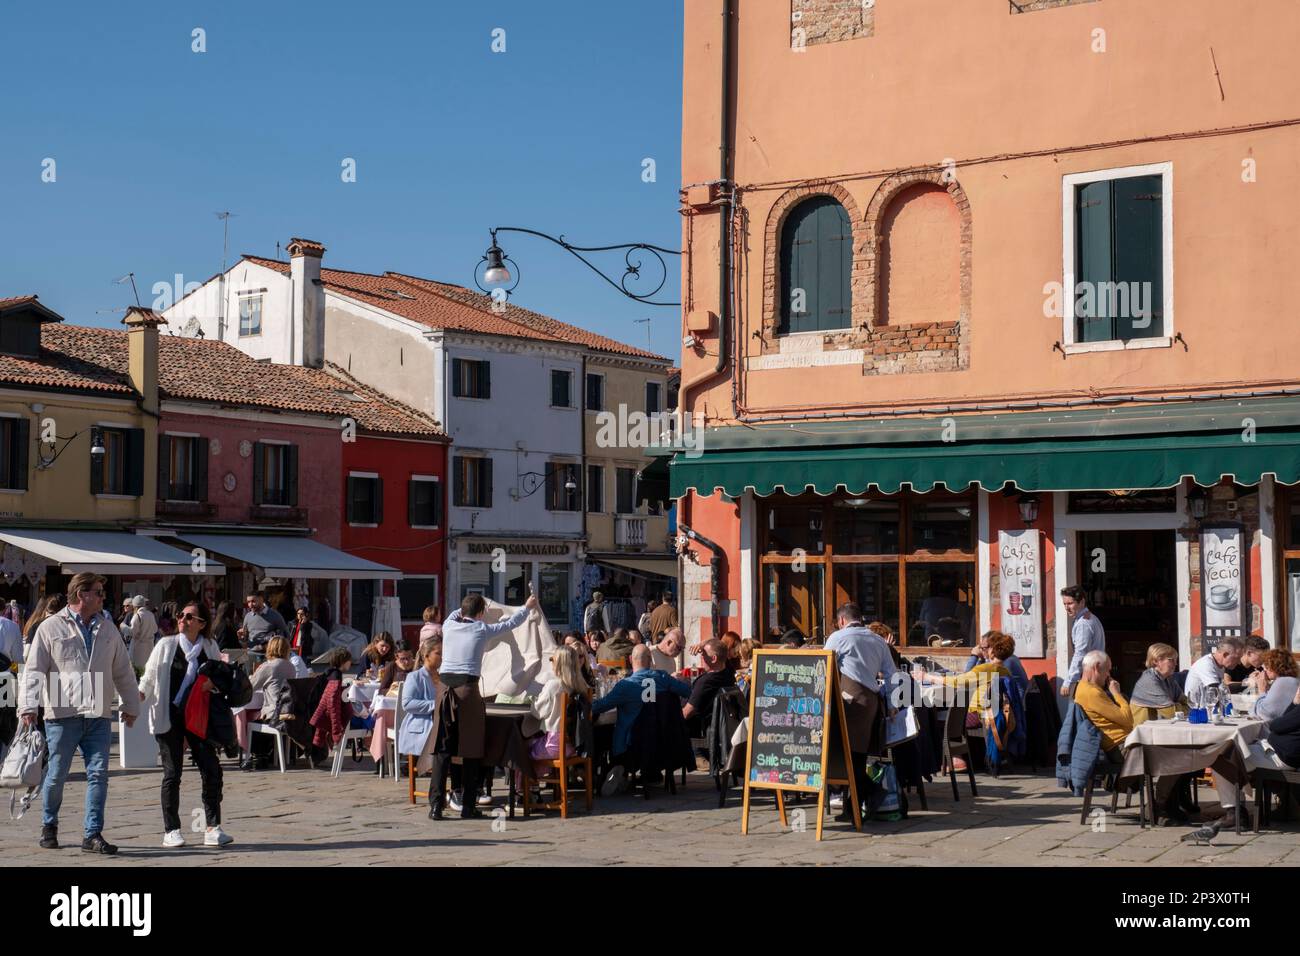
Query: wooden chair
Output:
[[941, 702, 978, 801], [1079, 767, 1146, 826], [522, 691, 593, 819], [1251, 765, 1300, 832]]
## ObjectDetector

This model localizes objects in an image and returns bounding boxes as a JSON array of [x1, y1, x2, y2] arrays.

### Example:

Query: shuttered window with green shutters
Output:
[[408, 477, 441, 527], [779, 196, 853, 334], [1074, 173, 1164, 343], [0, 417, 29, 491]]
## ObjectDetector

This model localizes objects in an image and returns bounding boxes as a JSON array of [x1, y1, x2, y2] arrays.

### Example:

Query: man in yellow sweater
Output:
[[1075, 650, 1187, 825]]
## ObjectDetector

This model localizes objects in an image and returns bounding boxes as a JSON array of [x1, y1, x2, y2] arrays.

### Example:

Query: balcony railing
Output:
[[615, 515, 647, 549]]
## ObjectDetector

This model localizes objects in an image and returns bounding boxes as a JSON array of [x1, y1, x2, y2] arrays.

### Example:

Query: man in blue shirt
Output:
[[825, 603, 897, 820], [1060, 585, 1106, 697], [592, 644, 691, 795]]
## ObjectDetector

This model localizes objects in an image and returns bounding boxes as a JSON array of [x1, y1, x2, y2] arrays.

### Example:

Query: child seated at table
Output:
[[309, 648, 361, 752]]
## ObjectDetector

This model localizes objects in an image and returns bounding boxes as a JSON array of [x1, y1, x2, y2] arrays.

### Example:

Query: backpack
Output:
[[1, 723, 47, 820]]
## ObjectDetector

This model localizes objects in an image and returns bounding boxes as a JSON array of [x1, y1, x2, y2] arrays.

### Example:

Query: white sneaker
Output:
[[476, 792, 494, 807], [600, 766, 626, 797], [162, 829, 186, 848], [829, 793, 844, 810], [203, 826, 234, 847], [448, 791, 464, 813]]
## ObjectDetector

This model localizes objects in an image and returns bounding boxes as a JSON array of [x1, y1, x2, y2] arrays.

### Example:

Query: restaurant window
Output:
[[1285, 495, 1300, 653], [407, 477, 441, 528], [253, 441, 297, 506], [453, 455, 492, 508], [1066, 166, 1170, 345], [0, 416, 30, 491], [1067, 489, 1176, 513], [238, 295, 263, 337], [538, 563, 571, 627], [159, 434, 206, 502], [452, 358, 491, 399], [92, 427, 144, 497], [615, 467, 637, 515], [545, 462, 580, 512], [760, 492, 976, 647], [585, 373, 605, 412], [396, 576, 438, 623], [347, 473, 382, 525], [550, 369, 573, 408], [586, 464, 604, 513]]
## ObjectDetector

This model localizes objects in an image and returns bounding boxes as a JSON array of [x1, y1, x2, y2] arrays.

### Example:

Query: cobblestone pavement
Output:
[[5, 737, 1299, 867]]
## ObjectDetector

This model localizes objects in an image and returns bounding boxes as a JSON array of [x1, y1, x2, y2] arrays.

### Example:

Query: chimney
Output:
[[288, 237, 326, 368], [122, 306, 164, 414]]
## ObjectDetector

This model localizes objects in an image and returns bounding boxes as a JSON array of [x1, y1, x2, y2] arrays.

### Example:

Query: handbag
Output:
[[2, 723, 47, 820], [884, 705, 920, 748]]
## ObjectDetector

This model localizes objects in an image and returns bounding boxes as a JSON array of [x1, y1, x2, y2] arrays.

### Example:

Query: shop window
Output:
[[765, 504, 826, 556], [396, 576, 437, 623], [539, 563, 571, 626], [1067, 489, 1176, 514], [765, 564, 826, 644], [761, 492, 976, 647], [503, 562, 532, 606]]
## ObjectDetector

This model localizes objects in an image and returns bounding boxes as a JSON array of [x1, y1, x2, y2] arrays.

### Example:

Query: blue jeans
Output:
[[42, 716, 112, 838]]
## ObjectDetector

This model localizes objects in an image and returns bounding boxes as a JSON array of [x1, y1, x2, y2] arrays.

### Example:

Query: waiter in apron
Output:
[[824, 602, 898, 821], [432, 591, 538, 819]]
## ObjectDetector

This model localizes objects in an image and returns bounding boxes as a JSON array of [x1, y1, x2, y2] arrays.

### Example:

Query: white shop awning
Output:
[[175, 534, 399, 580], [0, 529, 226, 575]]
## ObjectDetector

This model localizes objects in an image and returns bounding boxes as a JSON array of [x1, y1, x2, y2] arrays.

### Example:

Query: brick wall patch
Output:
[[792, 0, 874, 48], [1009, 0, 1099, 13]]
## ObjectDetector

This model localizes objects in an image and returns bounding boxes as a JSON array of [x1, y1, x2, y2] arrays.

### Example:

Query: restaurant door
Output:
[[1077, 529, 1177, 689]]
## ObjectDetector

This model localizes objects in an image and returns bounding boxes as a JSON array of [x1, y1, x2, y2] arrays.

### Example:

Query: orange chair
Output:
[[522, 691, 594, 819]]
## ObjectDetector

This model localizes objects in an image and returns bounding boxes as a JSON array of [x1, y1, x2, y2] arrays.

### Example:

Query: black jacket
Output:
[[1267, 702, 1300, 769]]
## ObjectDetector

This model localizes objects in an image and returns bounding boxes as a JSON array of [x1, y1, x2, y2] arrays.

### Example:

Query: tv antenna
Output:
[[216, 211, 237, 339], [112, 273, 142, 308], [633, 317, 652, 351]]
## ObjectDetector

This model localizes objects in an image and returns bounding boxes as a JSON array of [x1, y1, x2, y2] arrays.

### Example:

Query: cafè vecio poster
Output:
[[1200, 524, 1246, 635], [998, 529, 1043, 657]]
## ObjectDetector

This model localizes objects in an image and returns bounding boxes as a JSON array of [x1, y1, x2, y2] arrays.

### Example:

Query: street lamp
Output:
[[475, 227, 681, 307], [1017, 493, 1040, 526], [89, 427, 106, 458], [512, 463, 579, 501], [1187, 485, 1209, 521]]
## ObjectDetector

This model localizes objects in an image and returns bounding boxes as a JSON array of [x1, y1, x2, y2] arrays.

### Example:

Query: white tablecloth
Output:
[[1123, 716, 1266, 758]]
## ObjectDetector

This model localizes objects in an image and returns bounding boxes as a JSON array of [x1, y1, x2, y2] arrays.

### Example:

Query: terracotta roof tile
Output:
[[242, 255, 669, 362], [9, 324, 445, 438], [0, 296, 40, 310]]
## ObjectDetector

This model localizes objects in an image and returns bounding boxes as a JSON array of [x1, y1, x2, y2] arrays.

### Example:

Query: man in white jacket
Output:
[[19, 572, 139, 855]]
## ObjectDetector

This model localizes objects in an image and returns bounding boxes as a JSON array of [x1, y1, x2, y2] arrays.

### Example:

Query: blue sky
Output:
[[0, 1, 684, 358]]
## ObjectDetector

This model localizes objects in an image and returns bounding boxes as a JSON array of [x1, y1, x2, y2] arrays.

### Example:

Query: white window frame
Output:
[[1061, 161, 1174, 354], [409, 474, 441, 530], [238, 294, 264, 338], [397, 574, 440, 624]]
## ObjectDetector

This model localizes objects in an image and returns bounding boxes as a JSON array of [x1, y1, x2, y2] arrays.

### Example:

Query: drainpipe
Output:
[[679, 524, 723, 643]]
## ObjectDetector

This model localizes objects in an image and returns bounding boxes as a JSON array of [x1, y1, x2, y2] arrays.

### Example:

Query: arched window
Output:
[[779, 196, 852, 334]]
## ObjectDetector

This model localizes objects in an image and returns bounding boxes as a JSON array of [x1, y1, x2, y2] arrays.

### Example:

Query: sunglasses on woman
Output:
[[179, 612, 205, 622]]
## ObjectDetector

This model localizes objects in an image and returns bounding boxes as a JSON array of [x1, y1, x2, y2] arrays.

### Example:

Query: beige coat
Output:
[[126, 607, 159, 672], [19, 608, 140, 721]]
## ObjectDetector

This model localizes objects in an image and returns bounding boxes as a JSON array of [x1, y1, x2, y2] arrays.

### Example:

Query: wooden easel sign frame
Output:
[[740, 648, 861, 841]]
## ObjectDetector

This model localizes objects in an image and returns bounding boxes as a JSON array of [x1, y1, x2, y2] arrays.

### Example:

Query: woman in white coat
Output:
[[139, 601, 232, 849]]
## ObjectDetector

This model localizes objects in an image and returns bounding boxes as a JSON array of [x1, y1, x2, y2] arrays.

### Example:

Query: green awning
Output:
[[669, 396, 1300, 497]]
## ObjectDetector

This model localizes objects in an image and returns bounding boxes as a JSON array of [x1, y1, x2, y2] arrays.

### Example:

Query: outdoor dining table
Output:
[[484, 702, 536, 818], [1121, 714, 1269, 833]]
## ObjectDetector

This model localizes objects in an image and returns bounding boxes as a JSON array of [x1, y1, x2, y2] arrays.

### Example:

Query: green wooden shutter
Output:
[[346, 476, 357, 522], [453, 458, 464, 507], [451, 358, 464, 397], [157, 434, 171, 500], [1112, 174, 1163, 341], [408, 478, 418, 525], [816, 200, 852, 332], [481, 457, 493, 507], [286, 445, 299, 506], [252, 442, 264, 505], [481, 361, 491, 400], [194, 437, 208, 502], [125, 428, 145, 497], [781, 202, 815, 334], [1075, 180, 1114, 343], [374, 477, 383, 525], [13, 418, 29, 491]]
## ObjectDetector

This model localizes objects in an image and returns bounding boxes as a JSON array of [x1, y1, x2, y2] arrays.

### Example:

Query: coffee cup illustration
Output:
[[1209, 584, 1237, 608]]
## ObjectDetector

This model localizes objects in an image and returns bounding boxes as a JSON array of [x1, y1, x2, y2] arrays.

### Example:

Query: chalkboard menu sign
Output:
[[741, 648, 860, 840]]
